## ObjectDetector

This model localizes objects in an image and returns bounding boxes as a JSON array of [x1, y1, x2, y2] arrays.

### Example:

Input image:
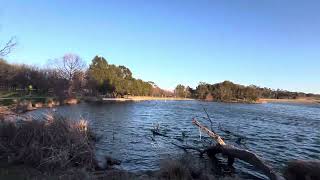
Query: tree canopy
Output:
[[87, 56, 152, 97], [1, 54, 319, 101]]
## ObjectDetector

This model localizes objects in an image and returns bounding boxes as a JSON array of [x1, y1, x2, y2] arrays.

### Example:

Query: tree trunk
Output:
[[68, 81, 73, 97]]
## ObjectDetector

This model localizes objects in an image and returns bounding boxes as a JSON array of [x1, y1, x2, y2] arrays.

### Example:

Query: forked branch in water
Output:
[[150, 118, 283, 180], [192, 118, 284, 180], [202, 107, 246, 143]]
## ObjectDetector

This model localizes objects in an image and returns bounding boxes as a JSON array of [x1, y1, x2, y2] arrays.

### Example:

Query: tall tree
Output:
[[174, 84, 186, 98], [51, 54, 86, 97], [196, 82, 209, 99], [87, 55, 153, 97]]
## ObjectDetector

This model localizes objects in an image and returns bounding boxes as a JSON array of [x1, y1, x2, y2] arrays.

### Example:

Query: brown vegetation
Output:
[[260, 98, 320, 104], [0, 114, 97, 171], [64, 98, 79, 105], [15, 100, 34, 113], [156, 155, 225, 180], [283, 160, 320, 180], [94, 155, 240, 180]]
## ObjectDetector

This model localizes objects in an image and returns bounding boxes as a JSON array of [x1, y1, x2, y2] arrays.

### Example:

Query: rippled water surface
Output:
[[27, 101, 320, 179]]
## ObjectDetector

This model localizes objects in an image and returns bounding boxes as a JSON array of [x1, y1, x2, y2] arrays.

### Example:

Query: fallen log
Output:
[[192, 118, 284, 180]]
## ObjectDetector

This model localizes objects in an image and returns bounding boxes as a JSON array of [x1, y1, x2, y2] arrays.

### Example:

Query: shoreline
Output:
[[122, 97, 320, 104], [97, 96, 194, 102], [259, 98, 320, 104]]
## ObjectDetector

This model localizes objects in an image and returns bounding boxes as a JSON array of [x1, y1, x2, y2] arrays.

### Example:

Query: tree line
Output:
[[1, 53, 318, 101], [0, 54, 172, 99], [174, 81, 320, 102]]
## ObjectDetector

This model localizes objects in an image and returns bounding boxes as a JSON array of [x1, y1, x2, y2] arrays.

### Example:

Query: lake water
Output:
[[26, 101, 320, 179]]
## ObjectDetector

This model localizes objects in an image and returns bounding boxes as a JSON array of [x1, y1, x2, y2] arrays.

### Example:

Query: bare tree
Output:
[[0, 37, 17, 57], [51, 53, 86, 97]]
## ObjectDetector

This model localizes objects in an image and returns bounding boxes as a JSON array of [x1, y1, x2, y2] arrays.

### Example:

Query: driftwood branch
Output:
[[192, 119, 226, 145], [192, 118, 284, 180]]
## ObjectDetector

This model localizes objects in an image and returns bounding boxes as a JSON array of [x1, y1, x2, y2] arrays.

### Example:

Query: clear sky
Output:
[[1, 0, 319, 93]]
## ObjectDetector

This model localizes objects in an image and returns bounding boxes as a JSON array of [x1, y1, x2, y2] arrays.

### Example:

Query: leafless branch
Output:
[[202, 106, 246, 143], [52, 53, 86, 81], [0, 37, 17, 57], [202, 106, 214, 131]]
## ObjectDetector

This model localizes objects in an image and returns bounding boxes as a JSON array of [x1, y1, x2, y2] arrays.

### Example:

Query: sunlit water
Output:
[[26, 101, 320, 179]]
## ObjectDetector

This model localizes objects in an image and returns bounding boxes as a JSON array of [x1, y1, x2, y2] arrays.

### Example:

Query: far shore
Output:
[[259, 98, 320, 104], [102, 96, 194, 102], [2, 96, 320, 116]]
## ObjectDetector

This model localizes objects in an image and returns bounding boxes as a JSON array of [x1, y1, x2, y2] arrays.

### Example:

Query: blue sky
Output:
[[1, 0, 319, 93]]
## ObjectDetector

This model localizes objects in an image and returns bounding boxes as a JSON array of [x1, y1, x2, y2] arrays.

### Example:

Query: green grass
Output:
[[0, 99, 15, 106], [0, 90, 52, 98], [0, 90, 56, 107], [0, 91, 19, 98]]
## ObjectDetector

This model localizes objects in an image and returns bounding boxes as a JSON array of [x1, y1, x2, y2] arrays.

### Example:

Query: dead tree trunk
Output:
[[193, 119, 226, 145], [192, 118, 284, 180]]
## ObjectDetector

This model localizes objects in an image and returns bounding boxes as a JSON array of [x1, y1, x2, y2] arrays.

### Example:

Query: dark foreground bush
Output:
[[156, 155, 240, 180], [0, 114, 97, 171]]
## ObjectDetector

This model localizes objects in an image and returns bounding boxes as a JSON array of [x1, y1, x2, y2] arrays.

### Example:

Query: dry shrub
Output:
[[283, 160, 320, 180], [157, 155, 218, 180], [157, 155, 241, 180], [159, 158, 193, 180], [0, 114, 98, 171]]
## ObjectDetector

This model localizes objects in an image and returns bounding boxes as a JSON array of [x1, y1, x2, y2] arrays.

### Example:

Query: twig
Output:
[[218, 123, 247, 143], [201, 106, 247, 143], [0, 37, 17, 57], [201, 105, 214, 131], [171, 142, 204, 155]]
